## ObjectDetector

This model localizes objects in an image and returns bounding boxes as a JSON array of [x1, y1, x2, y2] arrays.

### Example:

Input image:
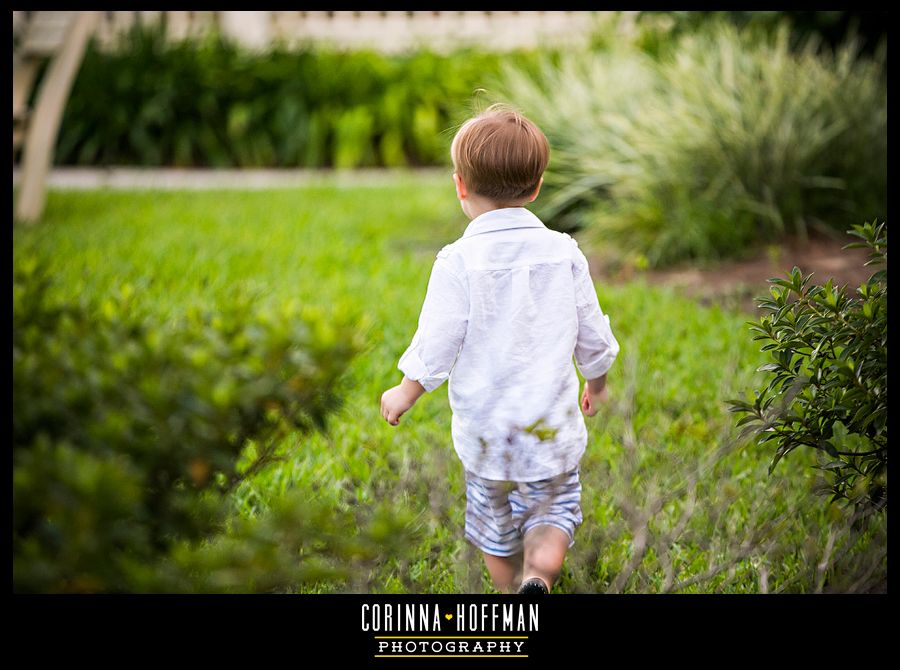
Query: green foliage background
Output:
[[46, 19, 886, 270], [498, 21, 886, 267], [53, 23, 523, 169]]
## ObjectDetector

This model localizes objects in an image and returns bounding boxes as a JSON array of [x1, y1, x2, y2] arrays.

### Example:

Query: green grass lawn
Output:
[[12, 173, 885, 593]]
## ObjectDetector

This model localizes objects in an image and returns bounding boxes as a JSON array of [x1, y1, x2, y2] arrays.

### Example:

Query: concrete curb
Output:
[[12, 166, 449, 190]]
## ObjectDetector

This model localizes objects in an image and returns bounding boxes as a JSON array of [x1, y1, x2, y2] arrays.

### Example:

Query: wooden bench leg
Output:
[[16, 11, 98, 225]]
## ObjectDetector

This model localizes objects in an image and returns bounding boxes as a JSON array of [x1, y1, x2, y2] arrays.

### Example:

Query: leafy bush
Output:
[[727, 221, 886, 515], [12, 256, 414, 592], [51, 22, 522, 169], [498, 21, 886, 267]]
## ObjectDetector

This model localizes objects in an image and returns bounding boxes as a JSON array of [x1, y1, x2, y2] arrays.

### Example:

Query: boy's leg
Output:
[[463, 470, 524, 593], [482, 551, 523, 594], [522, 525, 570, 591], [514, 468, 583, 592]]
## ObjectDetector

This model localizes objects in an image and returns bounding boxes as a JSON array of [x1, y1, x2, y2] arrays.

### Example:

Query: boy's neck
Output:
[[462, 194, 526, 221]]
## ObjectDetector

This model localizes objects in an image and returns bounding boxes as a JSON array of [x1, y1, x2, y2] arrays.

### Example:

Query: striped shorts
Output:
[[463, 467, 583, 557]]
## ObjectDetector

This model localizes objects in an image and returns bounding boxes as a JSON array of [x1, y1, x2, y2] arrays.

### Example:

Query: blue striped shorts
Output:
[[463, 467, 583, 557]]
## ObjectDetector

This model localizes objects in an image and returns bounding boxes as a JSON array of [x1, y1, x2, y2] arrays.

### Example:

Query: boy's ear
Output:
[[526, 176, 544, 203], [453, 172, 467, 200]]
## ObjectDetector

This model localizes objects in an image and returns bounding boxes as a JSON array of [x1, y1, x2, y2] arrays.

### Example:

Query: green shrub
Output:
[[727, 221, 886, 515], [12, 255, 413, 592], [498, 21, 886, 267], [52, 22, 522, 169]]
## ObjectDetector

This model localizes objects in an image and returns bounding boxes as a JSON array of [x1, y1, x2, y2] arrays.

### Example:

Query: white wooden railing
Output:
[[14, 11, 633, 52]]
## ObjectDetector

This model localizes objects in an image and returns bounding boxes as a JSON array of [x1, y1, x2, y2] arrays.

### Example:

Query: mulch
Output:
[[589, 230, 875, 314]]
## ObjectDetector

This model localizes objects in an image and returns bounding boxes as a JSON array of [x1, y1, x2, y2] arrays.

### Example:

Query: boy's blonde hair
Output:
[[451, 103, 549, 205]]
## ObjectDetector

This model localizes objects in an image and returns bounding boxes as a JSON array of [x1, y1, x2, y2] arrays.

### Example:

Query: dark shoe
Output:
[[517, 577, 549, 595]]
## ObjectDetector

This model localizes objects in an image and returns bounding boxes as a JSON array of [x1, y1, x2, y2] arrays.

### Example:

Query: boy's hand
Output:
[[380, 377, 427, 426], [581, 376, 609, 417]]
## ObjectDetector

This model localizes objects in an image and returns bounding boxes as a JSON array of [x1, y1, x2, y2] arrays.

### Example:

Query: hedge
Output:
[[13, 256, 417, 592], [52, 23, 543, 169]]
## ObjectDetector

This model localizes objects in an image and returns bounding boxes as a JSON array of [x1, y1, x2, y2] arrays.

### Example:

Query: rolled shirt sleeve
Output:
[[572, 244, 619, 380], [398, 253, 469, 392]]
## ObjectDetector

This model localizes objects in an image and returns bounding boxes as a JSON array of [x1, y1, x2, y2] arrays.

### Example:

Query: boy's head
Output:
[[451, 104, 549, 208]]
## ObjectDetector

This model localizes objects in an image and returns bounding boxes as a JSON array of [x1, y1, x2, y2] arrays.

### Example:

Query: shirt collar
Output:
[[461, 207, 547, 239]]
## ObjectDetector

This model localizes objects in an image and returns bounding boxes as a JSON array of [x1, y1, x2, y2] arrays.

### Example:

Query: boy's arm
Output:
[[581, 374, 609, 417], [381, 253, 468, 426], [570, 240, 619, 411], [585, 375, 607, 395], [381, 376, 426, 426], [399, 375, 428, 401]]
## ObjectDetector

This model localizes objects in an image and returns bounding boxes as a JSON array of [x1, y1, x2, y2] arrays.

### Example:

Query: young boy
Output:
[[380, 104, 619, 594]]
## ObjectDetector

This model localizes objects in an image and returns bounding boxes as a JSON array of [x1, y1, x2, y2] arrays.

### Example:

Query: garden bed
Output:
[[593, 229, 872, 313]]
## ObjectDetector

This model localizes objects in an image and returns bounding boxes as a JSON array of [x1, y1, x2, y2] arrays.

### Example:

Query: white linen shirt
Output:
[[398, 206, 619, 482]]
